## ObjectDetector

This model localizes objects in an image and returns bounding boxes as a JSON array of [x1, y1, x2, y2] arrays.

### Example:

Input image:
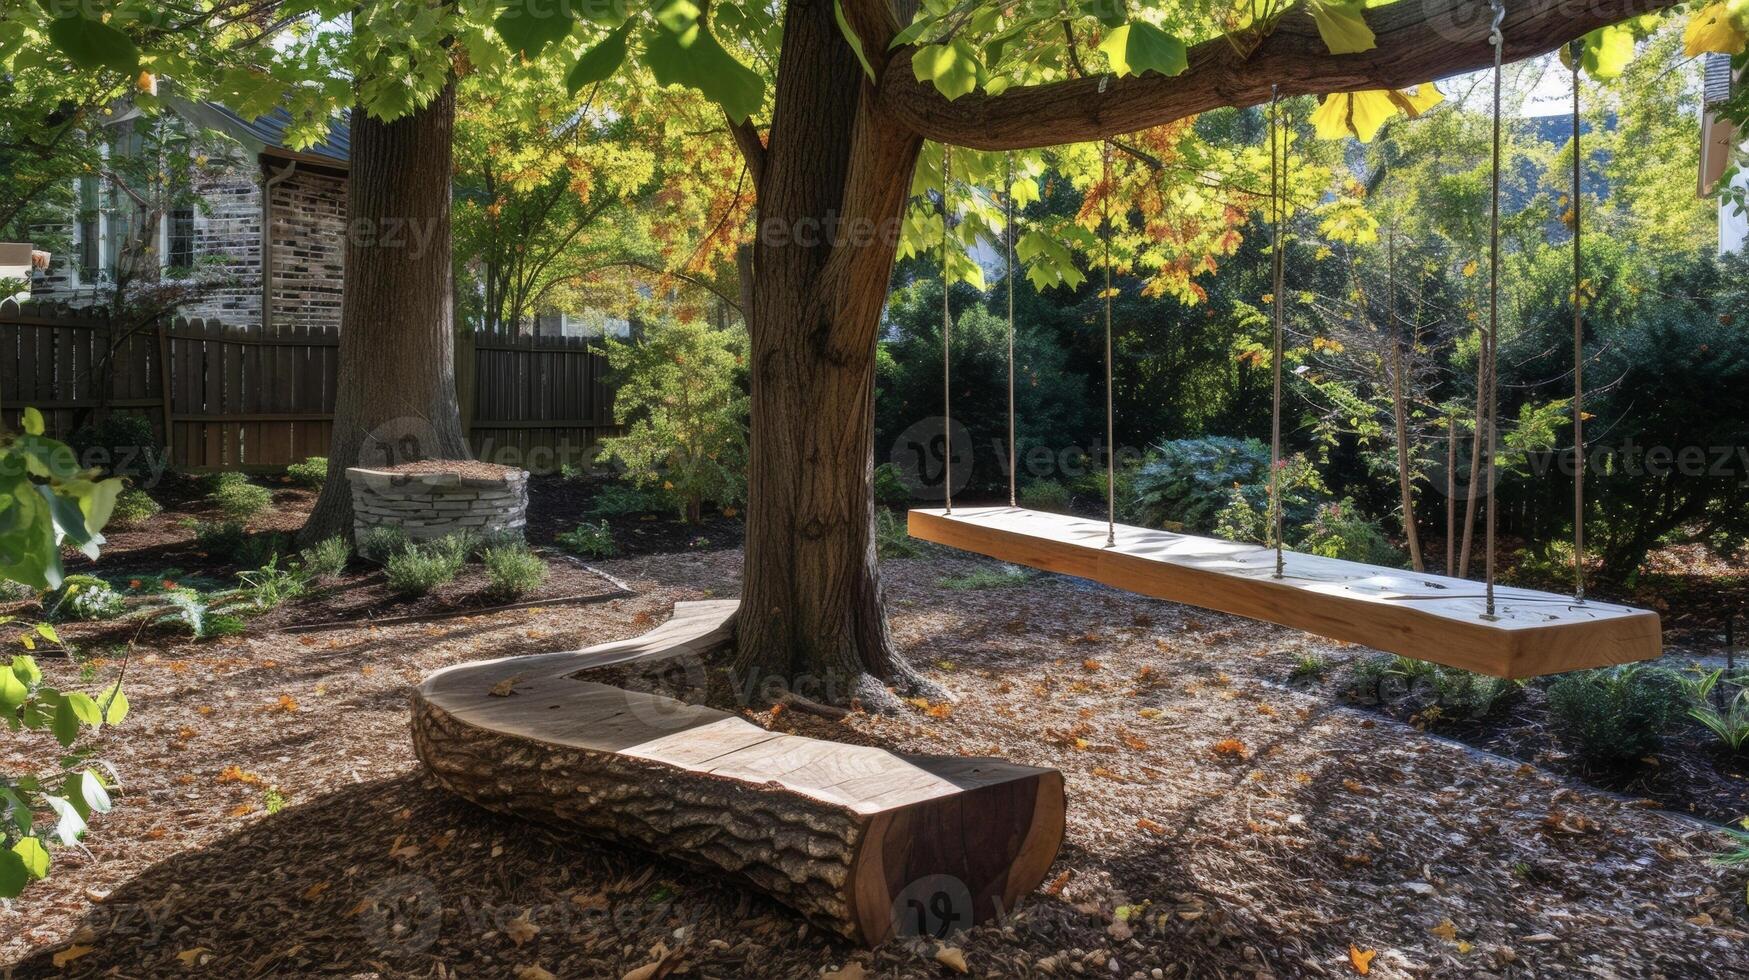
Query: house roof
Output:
[[168, 96, 351, 171]]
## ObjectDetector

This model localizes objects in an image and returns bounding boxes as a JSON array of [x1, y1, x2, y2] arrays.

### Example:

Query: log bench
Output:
[[410, 601, 1065, 945]]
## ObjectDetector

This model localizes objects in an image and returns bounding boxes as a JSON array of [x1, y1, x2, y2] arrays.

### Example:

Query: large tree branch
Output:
[[878, 0, 1678, 149], [727, 112, 768, 188]]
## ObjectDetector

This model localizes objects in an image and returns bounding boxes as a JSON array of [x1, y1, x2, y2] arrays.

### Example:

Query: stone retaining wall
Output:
[[347, 467, 528, 541]]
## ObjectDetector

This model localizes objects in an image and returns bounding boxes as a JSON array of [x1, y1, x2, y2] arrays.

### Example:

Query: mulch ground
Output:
[[3, 531, 1746, 978]]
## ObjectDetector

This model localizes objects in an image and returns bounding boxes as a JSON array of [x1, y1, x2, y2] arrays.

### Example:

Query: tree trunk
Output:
[[731, 0, 925, 704], [302, 82, 471, 544], [1391, 341, 1424, 572]]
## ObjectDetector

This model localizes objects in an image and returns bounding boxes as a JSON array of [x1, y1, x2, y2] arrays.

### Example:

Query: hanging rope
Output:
[[1006, 151, 1018, 508], [1483, 0, 1505, 619], [1268, 86, 1287, 579], [942, 143, 954, 515], [1570, 47, 1587, 604], [1102, 140, 1117, 547]]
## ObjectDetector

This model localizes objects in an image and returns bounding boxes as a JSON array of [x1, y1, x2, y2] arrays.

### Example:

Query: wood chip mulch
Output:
[[3, 547, 1746, 979]]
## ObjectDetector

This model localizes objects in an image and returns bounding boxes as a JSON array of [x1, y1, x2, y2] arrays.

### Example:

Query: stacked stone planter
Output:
[[346, 463, 529, 542]]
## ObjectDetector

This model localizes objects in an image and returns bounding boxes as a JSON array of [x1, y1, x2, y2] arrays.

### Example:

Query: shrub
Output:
[[111, 487, 162, 527], [874, 508, 925, 560], [228, 556, 308, 613], [1299, 499, 1402, 566], [873, 462, 910, 507], [383, 545, 463, 597], [209, 474, 272, 519], [1546, 665, 1684, 764], [596, 319, 748, 523], [586, 483, 668, 517], [188, 519, 248, 554], [557, 520, 617, 558], [423, 531, 478, 566], [1689, 689, 1749, 754], [299, 536, 351, 579], [1427, 668, 1523, 722], [46, 575, 126, 622], [69, 413, 160, 476], [1018, 479, 1072, 513], [482, 543, 549, 600], [358, 525, 410, 563], [1288, 653, 1330, 682], [285, 456, 327, 488], [1131, 437, 1325, 534]]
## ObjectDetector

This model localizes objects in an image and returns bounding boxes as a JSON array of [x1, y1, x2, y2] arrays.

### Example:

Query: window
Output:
[[76, 175, 101, 282], [166, 207, 195, 272]]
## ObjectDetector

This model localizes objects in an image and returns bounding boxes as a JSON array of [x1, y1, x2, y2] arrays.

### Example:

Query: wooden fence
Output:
[[0, 300, 617, 473]]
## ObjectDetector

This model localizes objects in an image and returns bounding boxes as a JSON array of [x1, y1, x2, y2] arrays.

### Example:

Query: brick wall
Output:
[[267, 166, 347, 331], [178, 149, 263, 324]]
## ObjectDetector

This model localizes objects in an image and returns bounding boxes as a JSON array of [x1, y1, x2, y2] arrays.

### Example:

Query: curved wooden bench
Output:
[[410, 601, 1065, 945]]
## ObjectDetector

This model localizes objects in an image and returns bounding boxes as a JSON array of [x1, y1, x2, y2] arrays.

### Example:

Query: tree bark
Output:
[[302, 82, 471, 544]]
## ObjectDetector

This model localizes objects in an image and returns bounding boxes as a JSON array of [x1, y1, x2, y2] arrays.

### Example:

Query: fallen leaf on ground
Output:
[[935, 946, 969, 973], [621, 942, 682, 980], [822, 964, 870, 980], [1211, 738, 1248, 759], [301, 881, 331, 901], [1431, 919, 1457, 941], [489, 675, 523, 697], [516, 967, 557, 980], [53, 946, 95, 968], [1348, 945, 1376, 975], [1044, 870, 1072, 896], [1136, 817, 1168, 834], [174, 948, 209, 967], [505, 910, 540, 946]]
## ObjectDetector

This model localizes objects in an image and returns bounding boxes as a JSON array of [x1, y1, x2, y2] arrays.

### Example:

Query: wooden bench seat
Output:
[[410, 601, 1065, 945]]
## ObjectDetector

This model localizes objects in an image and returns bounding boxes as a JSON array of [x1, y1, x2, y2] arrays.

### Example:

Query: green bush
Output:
[[1299, 499, 1402, 566], [299, 536, 351, 579], [422, 531, 478, 566], [1132, 437, 1325, 534], [1289, 653, 1330, 682], [228, 556, 308, 613], [556, 520, 616, 559], [1018, 479, 1072, 513], [1427, 668, 1523, 722], [482, 543, 549, 600], [873, 462, 910, 507], [358, 525, 410, 563], [596, 319, 748, 523], [586, 483, 668, 517], [1547, 665, 1684, 764], [188, 519, 248, 555], [285, 456, 327, 488], [209, 474, 272, 519], [69, 412, 159, 476], [111, 487, 162, 527], [383, 544, 463, 597], [46, 575, 126, 622], [874, 508, 925, 560], [1690, 688, 1749, 754]]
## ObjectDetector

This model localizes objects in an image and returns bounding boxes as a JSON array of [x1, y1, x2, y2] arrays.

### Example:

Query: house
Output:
[[28, 99, 351, 331], [1700, 52, 1746, 254]]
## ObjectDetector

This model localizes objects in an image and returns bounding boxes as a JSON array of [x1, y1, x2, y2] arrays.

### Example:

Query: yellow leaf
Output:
[[1431, 919, 1458, 941], [53, 945, 95, 968], [1308, 0, 1377, 54], [175, 948, 210, 967], [934, 946, 969, 974], [1348, 944, 1376, 975], [1462, 260, 1478, 277], [1686, 3, 1748, 56], [1313, 84, 1442, 142]]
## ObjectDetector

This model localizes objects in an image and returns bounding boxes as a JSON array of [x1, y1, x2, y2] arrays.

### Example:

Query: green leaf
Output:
[[644, 18, 766, 124], [11, 836, 49, 879], [1307, 1, 1376, 55], [912, 40, 980, 100], [51, 696, 80, 747], [0, 667, 24, 711], [98, 682, 128, 725], [1084, 0, 1129, 29], [12, 654, 40, 685], [494, 0, 576, 59], [43, 794, 85, 845], [1575, 24, 1635, 79], [566, 22, 633, 96], [45, 17, 139, 73], [63, 692, 102, 728], [835, 0, 876, 81], [0, 849, 25, 899], [1098, 22, 1188, 79], [20, 407, 43, 437], [31, 624, 57, 647]]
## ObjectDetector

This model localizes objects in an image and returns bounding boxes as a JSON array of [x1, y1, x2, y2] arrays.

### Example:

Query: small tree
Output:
[[597, 319, 748, 523]]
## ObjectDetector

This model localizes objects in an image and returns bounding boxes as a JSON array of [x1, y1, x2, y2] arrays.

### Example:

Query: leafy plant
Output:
[[1018, 479, 1072, 513], [874, 508, 926, 560], [1546, 665, 1684, 765], [358, 525, 410, 563], [285, 456, 328, 488], [1689, 689, 1749, 754], [188, 519, 248, 554], [940, 565, 1032, 590], [299, 536, 351, 579], [209, 473, 272, 519], [557, 520, 617, 559], [44, 575, 126, 622], [0, 653, 127, 899], [585, 483, 669, 517], [1427, 668, 1523, 722], [383, 545, 463, 597], [1289, 653, 1330, 682], [226, 557, 309, 614], [873, 462, 910, 507], [482, 543, 548, 600], [596, 319, 748, 524], [110, 486, 161, 527], [422, 532, 478, 566], [1132, 438, 1326, 537]]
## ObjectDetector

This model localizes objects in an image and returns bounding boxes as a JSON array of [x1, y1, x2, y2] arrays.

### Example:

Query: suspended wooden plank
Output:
[[910, 507, 1660, 679], [412, 600, 1065, 945]]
